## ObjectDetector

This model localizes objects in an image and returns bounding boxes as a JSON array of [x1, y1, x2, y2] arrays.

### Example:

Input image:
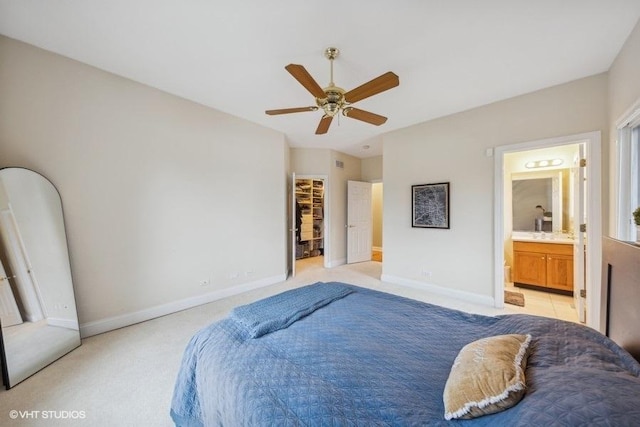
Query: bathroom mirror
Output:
[[512, 170, 567, 232], [0, 168, 80, 389]]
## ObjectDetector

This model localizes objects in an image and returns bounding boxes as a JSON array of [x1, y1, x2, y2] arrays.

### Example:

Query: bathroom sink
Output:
[[511, 231, 575, 244]]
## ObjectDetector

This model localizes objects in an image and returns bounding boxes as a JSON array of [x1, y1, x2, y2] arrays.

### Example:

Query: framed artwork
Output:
[[411, 182, 450, 229]]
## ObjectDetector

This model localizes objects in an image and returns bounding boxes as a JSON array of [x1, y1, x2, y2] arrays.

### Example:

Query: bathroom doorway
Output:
[[494, 131, 602, 330]]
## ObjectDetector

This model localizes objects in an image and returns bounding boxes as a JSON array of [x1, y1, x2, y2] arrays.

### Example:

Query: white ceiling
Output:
[[1, 1, 639, 158]]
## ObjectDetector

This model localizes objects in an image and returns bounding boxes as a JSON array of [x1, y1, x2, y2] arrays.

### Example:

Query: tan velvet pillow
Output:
[[443, 334, 532, 420]]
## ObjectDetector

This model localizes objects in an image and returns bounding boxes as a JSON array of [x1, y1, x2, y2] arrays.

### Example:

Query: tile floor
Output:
[[504, 282, 580, 323]]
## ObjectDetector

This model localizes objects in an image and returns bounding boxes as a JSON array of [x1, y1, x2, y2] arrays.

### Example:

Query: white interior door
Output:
[[0, 258, 22, 327], [572, 144, 587, 323], [347, 181, 372, 264]]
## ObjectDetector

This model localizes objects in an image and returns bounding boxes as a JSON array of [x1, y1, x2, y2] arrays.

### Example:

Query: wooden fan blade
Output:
[[285, 64, 327, 99], [265, 106, 318, 115], [343, 107, 387, 126], [315, 115, 333, 135], [344, 71, 399, 103]]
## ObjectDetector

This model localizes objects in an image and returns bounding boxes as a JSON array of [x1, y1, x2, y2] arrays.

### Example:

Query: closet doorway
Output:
[[289, 174, 329, 278]]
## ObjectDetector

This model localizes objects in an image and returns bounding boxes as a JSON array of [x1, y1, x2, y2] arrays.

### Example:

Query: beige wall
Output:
[[608, 20, 640, 126], [290, 148, 332, 175], [361, 156, 383, 182], [608, 19, 640, 235], [0, 36, 288, 335], [382, 74, 608, 300]]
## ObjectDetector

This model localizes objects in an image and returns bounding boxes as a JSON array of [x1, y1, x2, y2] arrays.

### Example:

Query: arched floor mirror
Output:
[[0, 167, 80, 389]]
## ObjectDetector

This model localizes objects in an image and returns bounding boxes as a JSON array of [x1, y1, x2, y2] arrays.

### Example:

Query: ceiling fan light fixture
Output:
[[325, 103, 340, 116]]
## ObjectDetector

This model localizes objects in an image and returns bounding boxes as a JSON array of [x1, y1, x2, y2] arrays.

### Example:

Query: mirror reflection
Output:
[[512, 170, 569, 232], [0, 168, 80, 389]]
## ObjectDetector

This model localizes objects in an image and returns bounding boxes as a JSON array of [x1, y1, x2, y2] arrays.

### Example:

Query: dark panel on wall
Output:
[[603, 237, 640, 361]]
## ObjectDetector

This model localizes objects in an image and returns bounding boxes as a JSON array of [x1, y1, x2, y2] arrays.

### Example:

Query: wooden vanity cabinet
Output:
[[513, 241, 574, 293]]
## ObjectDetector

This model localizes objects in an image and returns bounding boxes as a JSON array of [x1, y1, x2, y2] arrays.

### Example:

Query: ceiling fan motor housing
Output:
[[317, 87, 346, 117]]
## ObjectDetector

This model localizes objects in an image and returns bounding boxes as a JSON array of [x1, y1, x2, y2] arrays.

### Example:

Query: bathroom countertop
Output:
[[511, 232, 575, 245]]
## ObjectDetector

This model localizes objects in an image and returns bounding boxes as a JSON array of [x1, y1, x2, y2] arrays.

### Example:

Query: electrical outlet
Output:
[[421, 269, 432, 279]]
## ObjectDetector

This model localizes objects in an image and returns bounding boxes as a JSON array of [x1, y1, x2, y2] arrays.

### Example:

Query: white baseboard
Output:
[[79, 273, 287, 338], [47, 317, 80, 331], [326, 258, 346, 268], [380, 274, 495, 307]]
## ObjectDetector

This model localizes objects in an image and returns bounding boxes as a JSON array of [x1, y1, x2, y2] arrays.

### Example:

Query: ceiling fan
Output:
[[265, 47, 399, 135]]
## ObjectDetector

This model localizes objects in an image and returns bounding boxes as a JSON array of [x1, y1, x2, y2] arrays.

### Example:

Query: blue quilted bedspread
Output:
[[170, 283, 640, 426]]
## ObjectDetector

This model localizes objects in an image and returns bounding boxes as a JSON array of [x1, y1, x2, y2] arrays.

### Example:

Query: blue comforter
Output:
[[171, 283, 640, 426]]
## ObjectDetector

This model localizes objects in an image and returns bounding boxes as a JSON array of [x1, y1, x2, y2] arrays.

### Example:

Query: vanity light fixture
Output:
[[525, 158, 564, 169]]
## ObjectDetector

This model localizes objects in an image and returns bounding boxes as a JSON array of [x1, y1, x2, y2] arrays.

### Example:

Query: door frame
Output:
[[287, 172, 295, 278], [493, 131, 603, 331], [572, 143, 587, 322], [291, 174, 330, 270]]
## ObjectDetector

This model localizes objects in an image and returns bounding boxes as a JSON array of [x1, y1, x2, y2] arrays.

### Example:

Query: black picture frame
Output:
[[411, 182, 450, 229]]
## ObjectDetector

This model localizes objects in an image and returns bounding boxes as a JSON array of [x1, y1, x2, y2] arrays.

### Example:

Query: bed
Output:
[[170, 282, 640, 426]]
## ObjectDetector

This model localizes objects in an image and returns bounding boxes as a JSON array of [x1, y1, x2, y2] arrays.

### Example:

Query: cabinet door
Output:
[[513, 251, 547, 286], [546, 254, 574, 291]]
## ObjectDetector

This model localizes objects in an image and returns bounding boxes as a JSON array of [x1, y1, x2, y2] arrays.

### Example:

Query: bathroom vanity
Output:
[[512, 235, 575, 295]]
